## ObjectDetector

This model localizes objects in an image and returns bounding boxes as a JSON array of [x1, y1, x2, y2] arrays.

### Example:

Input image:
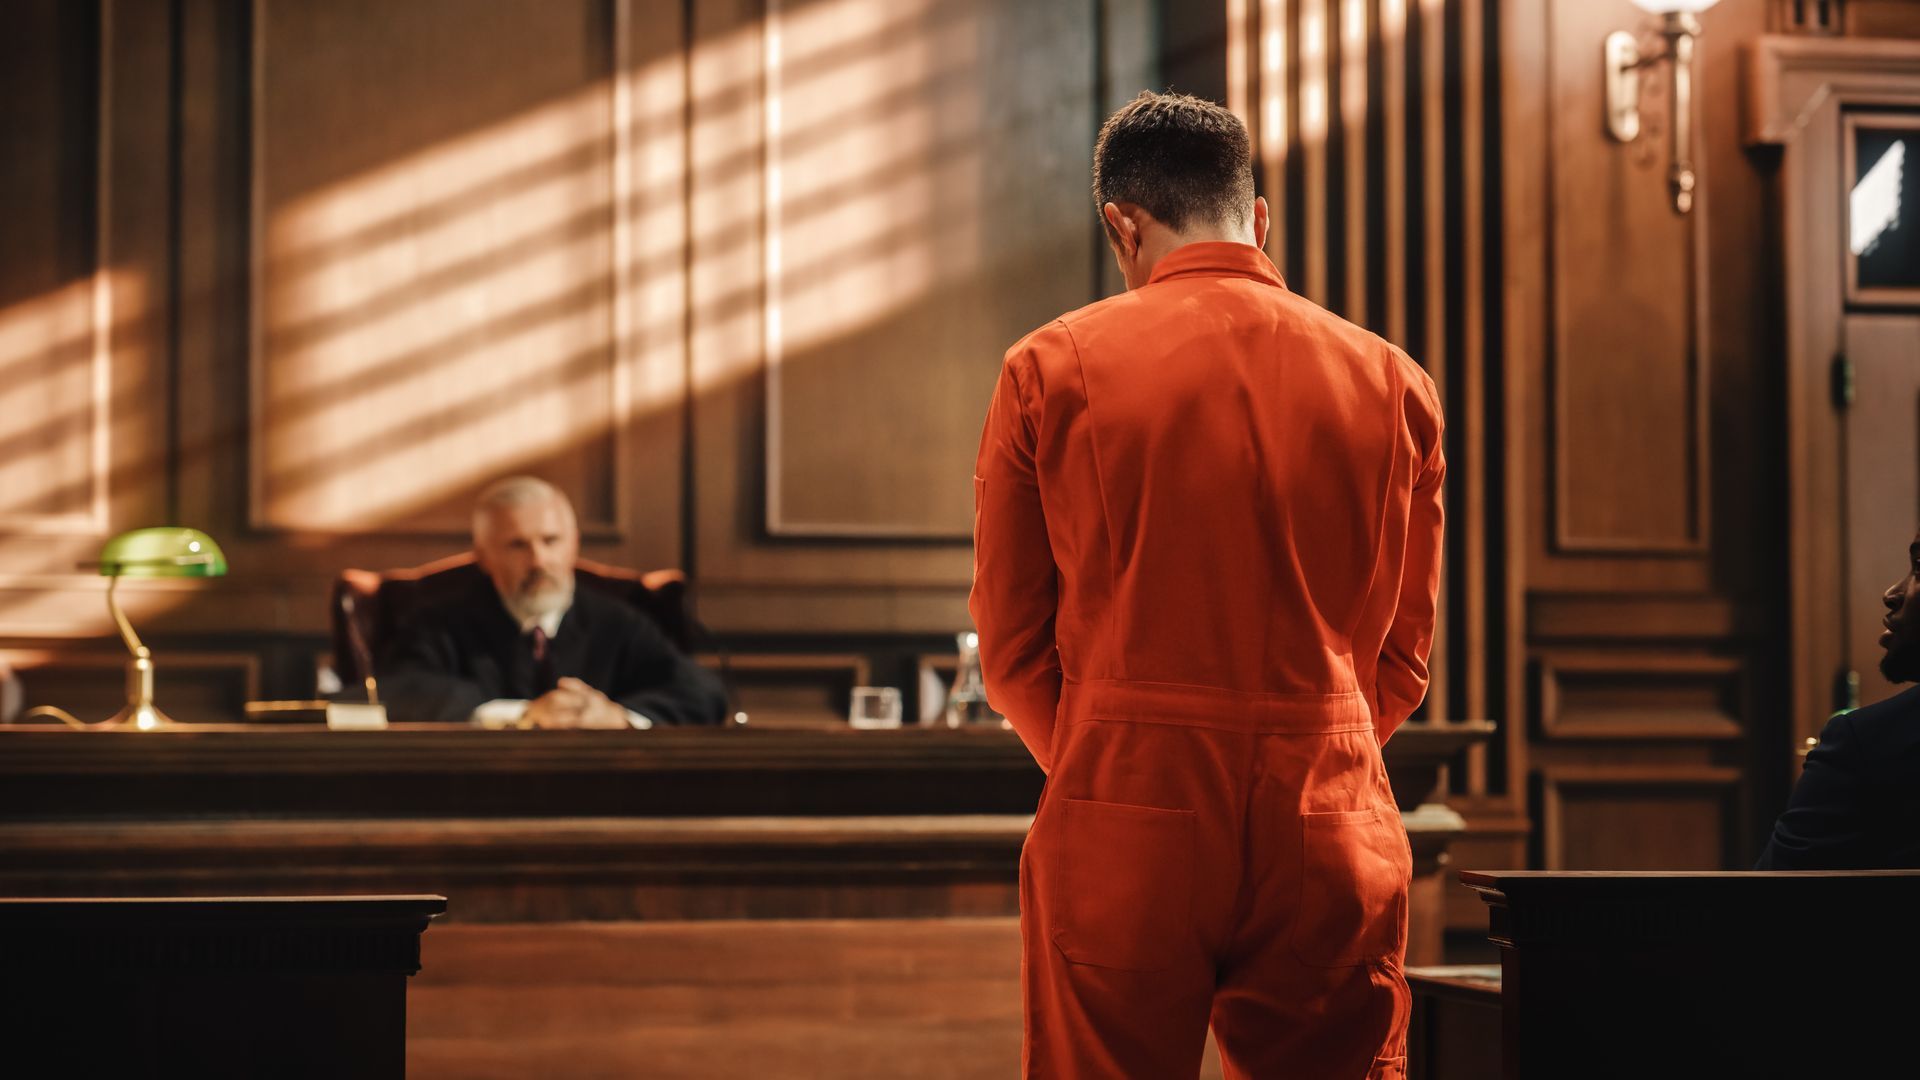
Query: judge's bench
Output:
[[0, 719, 1485, 1076]]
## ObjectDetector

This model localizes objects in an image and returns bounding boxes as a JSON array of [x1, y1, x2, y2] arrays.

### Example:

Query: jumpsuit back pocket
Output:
[[1291, 807, 1411, 968], [1052, 797, 1197, 972]]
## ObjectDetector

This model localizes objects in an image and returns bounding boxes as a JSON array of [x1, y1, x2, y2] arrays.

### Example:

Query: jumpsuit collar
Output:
[[1145, 241, 1289, 290]]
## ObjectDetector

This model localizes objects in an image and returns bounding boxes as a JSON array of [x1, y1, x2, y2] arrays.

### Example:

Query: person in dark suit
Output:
[[379, 476, 726, 728], [1756, 530, 1920, 868]]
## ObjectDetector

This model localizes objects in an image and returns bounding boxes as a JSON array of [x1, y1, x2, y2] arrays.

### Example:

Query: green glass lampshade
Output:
[[97, 528, 228, 578]]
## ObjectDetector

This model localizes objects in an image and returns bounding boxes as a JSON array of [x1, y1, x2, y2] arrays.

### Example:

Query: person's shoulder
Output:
[[398, 570, 502, 630], [1053, 288, 1145, 333], [1834, 684, 1920, 752]]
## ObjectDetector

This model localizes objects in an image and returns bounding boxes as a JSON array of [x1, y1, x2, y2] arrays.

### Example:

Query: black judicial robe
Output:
[[1756, 684, 1920, 869], [377, 576, 727, 726]]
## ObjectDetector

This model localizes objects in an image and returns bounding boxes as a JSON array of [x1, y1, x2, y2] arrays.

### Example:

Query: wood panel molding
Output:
[[0, 0, 109, 535], [0, 0, 173, 551], [1534, 651, 1744, 741], [244, 0, 648, 541], [1746, 34, 1920, 146], [698, 651, 872, 727], [687, 0, 1099, 612], [1543, 1, 1710, 557], [1535, 764, 1741, 871], [1, 647, 260, 725], [1525, 592, 1757, 643]]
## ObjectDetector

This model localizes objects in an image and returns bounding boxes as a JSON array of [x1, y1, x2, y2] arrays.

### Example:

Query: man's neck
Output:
[[1131, 226, 1256, 287]]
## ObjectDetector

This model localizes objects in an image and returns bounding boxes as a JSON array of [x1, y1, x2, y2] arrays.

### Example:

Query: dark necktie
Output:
[[529, 626, 558, 695]]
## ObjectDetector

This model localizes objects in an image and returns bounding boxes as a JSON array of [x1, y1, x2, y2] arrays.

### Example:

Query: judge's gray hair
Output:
[[471, 476, 576, 542]]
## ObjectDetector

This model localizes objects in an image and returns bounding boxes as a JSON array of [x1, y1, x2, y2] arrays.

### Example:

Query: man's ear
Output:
[[1252, 196, 1270, 250], [1101, 202, 1137, 258]]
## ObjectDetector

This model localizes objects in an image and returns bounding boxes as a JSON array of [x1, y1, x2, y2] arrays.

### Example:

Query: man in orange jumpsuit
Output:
[[971, 91, 1444, 1079]]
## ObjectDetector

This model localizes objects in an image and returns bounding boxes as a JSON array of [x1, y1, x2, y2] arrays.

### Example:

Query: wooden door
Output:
[[1843, 312, 1920, 711]]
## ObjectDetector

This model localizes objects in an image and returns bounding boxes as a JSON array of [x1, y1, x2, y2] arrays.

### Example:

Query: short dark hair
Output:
[[1092, 90, 1255, 233]]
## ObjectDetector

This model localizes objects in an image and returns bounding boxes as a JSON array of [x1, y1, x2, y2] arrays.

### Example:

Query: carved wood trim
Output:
[[1745, 34, 1920, 147], [1535, 764, 1741, 871], [1534, 651, 1744, 741]]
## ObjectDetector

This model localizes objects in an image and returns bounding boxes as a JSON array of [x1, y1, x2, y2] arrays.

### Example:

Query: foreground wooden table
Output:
[[0, 895, 444, 1079]]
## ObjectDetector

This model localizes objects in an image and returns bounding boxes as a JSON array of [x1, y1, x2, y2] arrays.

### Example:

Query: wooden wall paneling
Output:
[[1498, 0, 1545, 807], [1535, 765, 1741, 870], [1414, 0, 1453, 729], [166, 0, 689, 644], [0, 0, 107, 540], [1436, 805, 1529, 933], [1299, 0, 1330, 304], [248, 0, 617, 538], [174, 0, 252, 583], [758, 0, 1095, 542], [1545, 0, 1709, 558], [1255, 0, 1288, 284], [0, 0, 171, 585], [1380, 0, 1408, 348], [689, 0, 1117, 632], [1848, 2, 1920, 39], [1526, 593, 1752, 642], [1, 647, 259, 726], [1453, 0, 1491, 777], [1533, 651, 1744, 741], [197, 1, 679, 562], [1099, 0, 1160, 301], [1340, 0, 1369, 327], [696, 651, 871, 727]]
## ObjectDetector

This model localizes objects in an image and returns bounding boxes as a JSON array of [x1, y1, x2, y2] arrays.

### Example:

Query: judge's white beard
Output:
[[501, 575, 574, 628]]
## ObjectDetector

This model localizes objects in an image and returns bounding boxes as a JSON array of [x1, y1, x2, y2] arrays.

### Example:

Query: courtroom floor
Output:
[[409, 917, 1228, 1079]]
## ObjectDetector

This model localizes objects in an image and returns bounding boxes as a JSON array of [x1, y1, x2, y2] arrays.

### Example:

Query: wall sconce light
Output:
[[1604, 0, 1721, 215]]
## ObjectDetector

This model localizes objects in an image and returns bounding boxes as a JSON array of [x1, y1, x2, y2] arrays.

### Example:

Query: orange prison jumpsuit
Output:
[[970, 242, 1444, 1080]]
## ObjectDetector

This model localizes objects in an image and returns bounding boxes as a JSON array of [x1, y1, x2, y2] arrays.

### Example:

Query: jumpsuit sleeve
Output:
[[1375, 366, 1446, 744], [1755, 711, 1879, 869], [969, 342, 1063, 773]]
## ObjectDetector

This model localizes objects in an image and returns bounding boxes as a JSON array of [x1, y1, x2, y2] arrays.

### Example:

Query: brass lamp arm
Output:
[[106, 575, 149, 659]]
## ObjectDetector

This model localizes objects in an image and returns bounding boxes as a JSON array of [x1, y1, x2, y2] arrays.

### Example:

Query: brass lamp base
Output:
[[102, 701, 175, 731], [109, 650, 173, 730]]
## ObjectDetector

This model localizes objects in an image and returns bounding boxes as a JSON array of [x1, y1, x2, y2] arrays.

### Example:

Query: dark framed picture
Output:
[[1846, 111, 1920, 307]]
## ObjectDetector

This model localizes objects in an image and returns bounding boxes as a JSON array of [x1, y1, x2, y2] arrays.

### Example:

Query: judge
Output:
[[378, 476, 726, 728]]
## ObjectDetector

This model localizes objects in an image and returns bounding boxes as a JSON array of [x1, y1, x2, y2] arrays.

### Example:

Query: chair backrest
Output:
[[329, 553, 691, 687]]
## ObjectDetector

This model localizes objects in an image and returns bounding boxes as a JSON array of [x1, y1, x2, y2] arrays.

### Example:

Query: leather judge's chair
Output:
[[329, 554, 692, 688]]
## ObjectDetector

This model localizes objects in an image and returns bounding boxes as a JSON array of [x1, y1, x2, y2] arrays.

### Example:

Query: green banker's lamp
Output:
[[26, 528, 229, 730]]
